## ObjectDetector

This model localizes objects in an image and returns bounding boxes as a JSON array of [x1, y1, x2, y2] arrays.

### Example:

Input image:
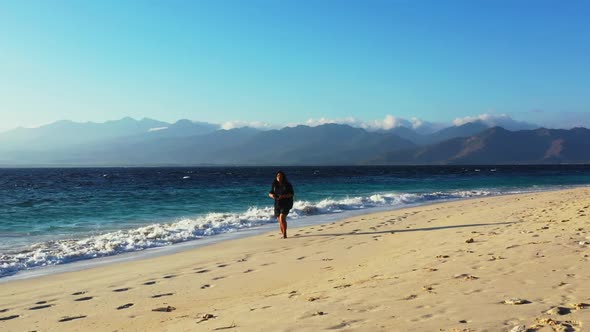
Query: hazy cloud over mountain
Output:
[[0, 112, 567, 134], [221, 121, 275, 130], [1, 115, 589, 166], [300, 115, 444, 134], [300, 116, 360, 128], [148, 127, 169, 132], [452, 113, 538, 131]]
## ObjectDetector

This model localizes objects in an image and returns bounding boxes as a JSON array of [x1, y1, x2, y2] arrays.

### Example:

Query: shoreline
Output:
[[2, 186, 570, 283], [2, 184, 586, 283], [2, 187, 590, 331]]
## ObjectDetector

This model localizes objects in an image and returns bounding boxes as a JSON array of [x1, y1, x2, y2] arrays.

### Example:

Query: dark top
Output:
[[269, 181, 294, 209]]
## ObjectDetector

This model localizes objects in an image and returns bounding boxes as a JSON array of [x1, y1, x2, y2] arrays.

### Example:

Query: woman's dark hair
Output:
[[274, 170, 288, 185]]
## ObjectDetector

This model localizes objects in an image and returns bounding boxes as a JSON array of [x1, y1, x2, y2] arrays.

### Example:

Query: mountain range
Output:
[[0, 118, 588, 166]]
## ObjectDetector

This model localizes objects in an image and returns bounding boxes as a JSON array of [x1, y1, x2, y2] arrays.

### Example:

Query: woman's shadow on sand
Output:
[[294, 221, 517, 237]]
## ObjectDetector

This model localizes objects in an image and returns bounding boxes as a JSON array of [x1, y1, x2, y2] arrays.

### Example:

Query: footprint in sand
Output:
[[0, 315, 19, 321], [243, 269, 255, 273], [195, 269, 210, 274], [545, 306, 571, 315], [217, 264, 229, 268], [151, 293, 174, 298], [163, 275, 176, 279], [113, 287, 131, 292], [71, 291, 87, 296], [143, 281, 157, 285], [117, 303, 134, 310], [334, 284, 351, 289], [200, 284, 211, 289], [29, 304, 54, 310], [297, 256, 306, 260], [196, 313, 217, 323], [58, 315, 87, 322], [152, 306, 176, 312], [0, 309, 8, 313], [327, 320, 363, 329], [212, 276, 226, 280], [454, 274, 479, 281], [75, 297, 93, 302], [250, 306, 272, 312], [422, 285, 435, 293]]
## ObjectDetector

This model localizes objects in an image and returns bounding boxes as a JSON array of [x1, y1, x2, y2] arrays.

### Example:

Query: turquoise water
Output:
[[1, 165, 590, 277]]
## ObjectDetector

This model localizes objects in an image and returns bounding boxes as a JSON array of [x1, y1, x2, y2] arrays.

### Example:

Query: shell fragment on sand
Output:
[[509, 326, 527, 332], [503, 298, 530, 305], [570, 302, 590, 310]]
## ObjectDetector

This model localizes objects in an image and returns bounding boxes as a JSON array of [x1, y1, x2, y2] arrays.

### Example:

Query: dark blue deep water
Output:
[[2, 165, 590, 277]]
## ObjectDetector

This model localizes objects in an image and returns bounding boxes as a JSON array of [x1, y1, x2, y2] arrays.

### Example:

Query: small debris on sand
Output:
[[152, 306, 176, 312], [503, 298, 529, 305]]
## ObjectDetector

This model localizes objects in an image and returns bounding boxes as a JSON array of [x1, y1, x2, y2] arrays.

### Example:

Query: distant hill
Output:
[[426, 121, 491, 145], [374, 127, 590, 164], [0, 118, 220, 153], [0, 117, 169, 151], [385, 121, 499, 146], [141, 119, 219, 139], [216, 124, 416, 165], [0, 118, 587, 166]]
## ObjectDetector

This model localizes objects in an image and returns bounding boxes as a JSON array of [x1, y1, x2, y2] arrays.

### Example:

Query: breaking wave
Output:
[[0, 189, 509, 278]]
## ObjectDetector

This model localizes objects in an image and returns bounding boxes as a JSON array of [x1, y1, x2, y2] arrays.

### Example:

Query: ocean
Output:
[[2, 165, 590, 279]]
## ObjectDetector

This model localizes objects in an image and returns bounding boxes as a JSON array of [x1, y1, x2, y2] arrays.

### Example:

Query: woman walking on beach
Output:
[[269, 171, 294, 239]]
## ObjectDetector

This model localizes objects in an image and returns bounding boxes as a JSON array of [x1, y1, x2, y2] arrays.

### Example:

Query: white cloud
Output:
[[453, 113, 538, 130], [299, 115, 441, 132], [299, 116, 362, 128], [410, 117, 423, 128], [148, 127, 168, 132], [453, 113, 507, 126], [300, 115, 409, 131], [221, 121, 274, 130], [365, 115, 412, 130]]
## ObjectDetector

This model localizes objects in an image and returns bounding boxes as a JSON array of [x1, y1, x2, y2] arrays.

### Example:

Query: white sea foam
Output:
[[0, 189, 507, 278]]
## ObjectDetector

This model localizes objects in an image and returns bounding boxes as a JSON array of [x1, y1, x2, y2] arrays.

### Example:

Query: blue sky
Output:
[[1, 0, 589, 131]]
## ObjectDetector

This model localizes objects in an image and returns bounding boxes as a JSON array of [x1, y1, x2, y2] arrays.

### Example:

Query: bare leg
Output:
[[279, 213, 287, 238], [277, 216, 284, 237]]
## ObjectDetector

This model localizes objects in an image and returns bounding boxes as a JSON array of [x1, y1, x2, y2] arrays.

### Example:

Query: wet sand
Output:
[[1, 188, 590, 331]]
